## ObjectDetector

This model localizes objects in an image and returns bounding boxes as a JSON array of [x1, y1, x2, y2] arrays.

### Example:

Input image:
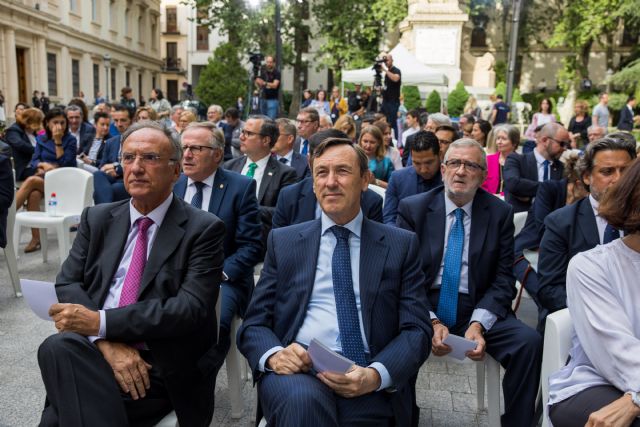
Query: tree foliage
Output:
[[402, 86, 421, 110], [447, 81, 470, 117], [425, 90, 441, 113], [195, 43, 248, 110]]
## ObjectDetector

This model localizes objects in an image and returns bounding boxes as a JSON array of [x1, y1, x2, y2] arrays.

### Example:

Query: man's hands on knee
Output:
[[266, 343, 312, 375], [317, 366, 381, 398], [96, 340, 151, 400], [49, 303, 100, 336], [431, 322, 452, 357]]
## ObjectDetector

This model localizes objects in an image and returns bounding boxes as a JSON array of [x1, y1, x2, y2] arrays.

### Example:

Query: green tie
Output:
[[246, 162, 258, 178]]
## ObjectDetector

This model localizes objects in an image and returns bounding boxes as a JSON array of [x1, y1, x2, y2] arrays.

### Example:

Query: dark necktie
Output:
[[331, 226, 367, 366], [301, 140, 309, 156], [543, 160, 550, 181], [190, 181, 205, 209], [603, 224, 620, 244], [437, 208, 465, 327], [279, 157, 288, 164]]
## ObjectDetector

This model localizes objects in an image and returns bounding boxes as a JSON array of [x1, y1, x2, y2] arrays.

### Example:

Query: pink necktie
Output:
[[118, 217, 154, 307]]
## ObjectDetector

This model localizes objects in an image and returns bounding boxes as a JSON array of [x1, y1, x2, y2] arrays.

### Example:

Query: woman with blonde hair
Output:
[[134, 106, 158, 122], [177, 110, 197, 133], [464, 95, 482, 118], [568, 99, 592, 148], [359, 125, 394, 188], [333, 114, 356, 142]]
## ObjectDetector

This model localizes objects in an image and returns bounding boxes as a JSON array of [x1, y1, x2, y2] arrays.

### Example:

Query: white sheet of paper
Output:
[[443, 334, 478, 360], [308, 339, 354, 374], [20, 279, 58, 321]]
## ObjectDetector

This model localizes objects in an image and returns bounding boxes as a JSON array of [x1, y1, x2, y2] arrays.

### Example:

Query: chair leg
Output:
[[12, 222, 21, 260], [226, 315, 244, 419], [41, 228, 49, 263], [55, 223, 71, 266], [3, 245, 22, 297], [476, 360, 486, 411], [486, 356, 502, 427]]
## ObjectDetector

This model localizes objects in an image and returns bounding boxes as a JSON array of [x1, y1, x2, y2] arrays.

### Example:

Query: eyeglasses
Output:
[[240, 129, 264, 138], [182, 144, 215, 153], [548, 137, 570, 148], [438, 139, 453, 145], [296, 119, 317, 125], [121, 152, 176, 165], [444, 159, 485, 172]]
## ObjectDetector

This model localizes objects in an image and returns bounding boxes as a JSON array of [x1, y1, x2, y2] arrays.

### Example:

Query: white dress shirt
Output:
[[533, 148, 549, 183], [241, 154, 270, 198], [589, 194, 624, 244], [184, 172, 216, 211], [276, 150, 293, 165], [71, 129, 81, 150]]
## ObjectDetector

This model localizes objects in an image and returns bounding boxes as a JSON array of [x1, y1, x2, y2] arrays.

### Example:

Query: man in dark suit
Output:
[[293, 107, 320, 156], [38, 122, 225, 426], [537, 137, 636, 316], [238, 137, 432, 426], [93, 105, 132, 204], [0, 154, 13, 249], [617, 94, 637, 131], [397, 139, 542, 427], [65, 105, 96, 154], [273, 129, 383, 228], [384, 131, 442, 225], [174, 122, 262, 369], [223, 115, 297, 250], [273, 118, 310, 180], [503, 122, 568, 212]]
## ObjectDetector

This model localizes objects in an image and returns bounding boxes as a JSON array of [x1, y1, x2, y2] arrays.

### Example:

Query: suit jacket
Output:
[[287, 150, 310, 181], [223, 155, 297, 249], [617, 105, 634, 131], [77, 122, 97, 154], [383, 167, 442, 225], [98, 135, 124, 177], [537, 197, 599, 313], [272, 177, 383, 228], [237, 218, 432, 426], [0, 154, 14, 248], [55, 197, 226, 426], [4, 122, 34, 181], [397, 187, 516, 319], [503, 151, 563, 213], [514, 178, 567, 257], [173, 170, 263, 314]]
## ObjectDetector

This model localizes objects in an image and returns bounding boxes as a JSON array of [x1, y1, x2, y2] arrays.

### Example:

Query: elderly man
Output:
[[207, 104, 223, 127], [403, 112, 451, 166], [273, 118, 310, 180], [398, 139, 542, 427], [37, 122, 225, 426], [587, 125, 606, 146], [503, 122, 569, 212], [294, 107, 320, 157], [238, 137, 432, 427], [174, 122, 262, 371], [65, 104, 96, 154]]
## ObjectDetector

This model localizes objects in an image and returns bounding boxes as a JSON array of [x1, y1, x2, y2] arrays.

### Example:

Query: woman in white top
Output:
[[547, 158, 640, 427], [525, 98, 556, 140]]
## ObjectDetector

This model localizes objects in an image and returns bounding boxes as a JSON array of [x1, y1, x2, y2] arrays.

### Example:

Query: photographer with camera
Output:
[[379, 53, 401, 137], [255, 55, 281, 120]]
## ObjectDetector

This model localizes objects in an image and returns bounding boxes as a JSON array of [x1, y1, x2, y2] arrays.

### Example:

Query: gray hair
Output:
[[443, 138, 487, 169], [170, 105, 184, 114], [121, 121, 183, 163], [428, 113, 452, 127], [578, 136, 637, 181], [183, 122, 225, 151], [276, 118, 297, 138], [64, 104, 83, 118], [587, 125, 605, 135], [208, 104, 223, 115]]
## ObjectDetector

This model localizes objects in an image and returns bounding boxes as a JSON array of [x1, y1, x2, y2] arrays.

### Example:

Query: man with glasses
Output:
[[503, 122, 568, 212], [37, 121, 226, 426], [224, 115, 297, 253], [294, 107, 320, 157], [273, 118, 310, 181], [174, 122, 262, 374], [398, 139, 542, 427]]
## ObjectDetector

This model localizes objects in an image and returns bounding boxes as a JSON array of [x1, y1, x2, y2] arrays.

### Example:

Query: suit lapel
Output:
[[428, 193, 446, 282], [173, 174, 188, 199], [99, 203, 132, 305], [208, 169, 228, 215], [359, 219, 388, 343], [525, 152, 538, 180], [258, 157, 277, 203], [469, 192, 490, 299], [577, 198, 600, 248], [299, 179, 317, 221]]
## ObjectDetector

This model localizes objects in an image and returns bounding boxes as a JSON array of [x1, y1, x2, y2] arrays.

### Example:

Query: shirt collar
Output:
[[187, 171, 216, 189], [278, 150, 294, 162], [589, 194, 600, 217], [250, 154, 271, 168], [321, 209, 363, 239], [444, 193, 473, 218], [129, 193, 174, 230], [533, 148, 547, 166]]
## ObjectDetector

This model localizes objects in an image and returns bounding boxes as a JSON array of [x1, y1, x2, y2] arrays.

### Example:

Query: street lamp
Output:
[[103, 53, 111, 102]]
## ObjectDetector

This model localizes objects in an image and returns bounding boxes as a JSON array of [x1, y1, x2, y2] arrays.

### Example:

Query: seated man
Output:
[[503, 122, 568, 212], [272, 129, 383, 228], [537, 136, 636, 316], [397, 139, 542, 427], [273, 118, 310, 181], [174, 122, 262, 370], [38, 122, 225, 426], [238, 138, 432, 427], [383, 130, 442, 225]]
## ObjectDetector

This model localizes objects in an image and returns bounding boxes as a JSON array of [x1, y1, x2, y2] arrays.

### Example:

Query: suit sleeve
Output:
[[271, 188, 290, 229], [532, 182, 560, 243], [259, 168, 298, 228], [503, 153, 539, 198], [382, 175, 400, 225], [0, 156, 13, 210], [537, 215, 569, 312], [366, 192, 383, 223], [5, 128, 35, 156]]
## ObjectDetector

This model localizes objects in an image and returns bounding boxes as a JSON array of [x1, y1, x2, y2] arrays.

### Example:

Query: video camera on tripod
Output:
[[367, 55, 387, 112], [249, 52, 265, 80]]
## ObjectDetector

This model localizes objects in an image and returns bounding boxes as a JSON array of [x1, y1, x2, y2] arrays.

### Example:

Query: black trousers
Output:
[[38, 332, 173, 427]]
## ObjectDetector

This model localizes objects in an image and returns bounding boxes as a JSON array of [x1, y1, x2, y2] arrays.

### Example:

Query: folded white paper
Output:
[[20, 279, 57, 321], [308, 339, 354, 374], [443, 334, 478, 360]]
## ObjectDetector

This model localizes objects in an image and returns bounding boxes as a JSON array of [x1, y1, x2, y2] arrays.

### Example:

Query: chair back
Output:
[[541, 308, 573, 425], [513, 211, 527, 236], [43, 167, 94, 216], [367, 184, 386, 206]]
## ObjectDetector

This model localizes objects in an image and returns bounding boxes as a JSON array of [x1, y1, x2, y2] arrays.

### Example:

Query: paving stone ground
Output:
[[0, 229, 539, 427]]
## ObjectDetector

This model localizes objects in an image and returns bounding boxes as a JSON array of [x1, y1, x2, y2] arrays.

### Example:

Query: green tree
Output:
[[447, 81, 470, 117], [425, 90, 441, 113], [494, 82, 507, 99], [195, 43, 248, 110], [402, 86, 421, 110], [512, 87, 523, 103]]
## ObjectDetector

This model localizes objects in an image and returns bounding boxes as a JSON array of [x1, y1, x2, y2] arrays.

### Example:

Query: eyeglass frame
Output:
[[240, 129, 266, 138], [548, 137, 571, 148], [443, 159, 486, 172], [120, 152, 178, 165], [181, 144, 217, 153]]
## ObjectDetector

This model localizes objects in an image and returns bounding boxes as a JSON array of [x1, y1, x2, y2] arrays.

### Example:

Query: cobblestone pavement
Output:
[[0, 229, 539, 426]]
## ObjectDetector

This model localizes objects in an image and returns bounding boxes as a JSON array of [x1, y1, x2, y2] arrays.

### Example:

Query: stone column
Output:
[[36, 36, 48, 95], [59, 46, 71, 102], [80, 52, 93, 103], [4, 28, 18, 114]]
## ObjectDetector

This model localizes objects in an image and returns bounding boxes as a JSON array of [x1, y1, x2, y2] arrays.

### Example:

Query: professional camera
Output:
[[372, 55, 387, 73], [249, 52, 264, 79]]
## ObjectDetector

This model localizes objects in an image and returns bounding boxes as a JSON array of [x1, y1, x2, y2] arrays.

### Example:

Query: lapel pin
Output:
[[219, 184, 224, 189], [268, 172, 273, 176]]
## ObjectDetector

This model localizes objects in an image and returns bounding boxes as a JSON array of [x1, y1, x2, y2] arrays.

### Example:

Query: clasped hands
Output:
[[266, 343, 381, 398], [431, 321, 486, 361]]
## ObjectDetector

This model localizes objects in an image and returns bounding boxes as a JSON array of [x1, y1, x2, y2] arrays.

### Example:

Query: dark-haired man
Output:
[[221, 107, 244, 160], [294, 107, 320, 157], [617, 94, 638, 131], [65, 105, 95, 154], [273, 118, 310, 181]]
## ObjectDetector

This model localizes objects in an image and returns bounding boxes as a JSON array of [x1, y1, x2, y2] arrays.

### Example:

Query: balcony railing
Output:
[[162, 57, 184, 73]]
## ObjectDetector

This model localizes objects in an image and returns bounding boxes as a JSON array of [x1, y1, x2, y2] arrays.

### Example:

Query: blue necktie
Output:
[[542, 160, 550, 181], [331, 226, 367, 366], [190, 181, 205, 209], [603, 224, 620, 244], [437, 208, 465, 328], [302, 139, 309, 156], [279, 157, 288, 164]]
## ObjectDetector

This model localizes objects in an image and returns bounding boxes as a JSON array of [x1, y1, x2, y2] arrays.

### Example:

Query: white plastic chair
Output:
[[513, 211, 527, 236], [540, 309, 573, 427], [3, 179, 21, 296], [154, 411, 178, 427], [367, 184, 386, 207], [13, 168, 93, 266]]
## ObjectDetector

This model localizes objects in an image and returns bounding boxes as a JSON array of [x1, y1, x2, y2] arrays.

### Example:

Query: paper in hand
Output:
[[443, 334, 478, 360], [308, 338, 354, 374], [20, 279, 58, 321]]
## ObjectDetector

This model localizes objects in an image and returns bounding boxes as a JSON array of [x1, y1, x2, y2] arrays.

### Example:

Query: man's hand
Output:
[[586, 393, 640, 427], [266, 343, 312, 375], [96, 340, 151, 400], [49, 303, 100, 336], [317, 366, 381, 398], [100, 163, 118, 177], [431, 322, 452, 357], [464, 322, 486, 361]]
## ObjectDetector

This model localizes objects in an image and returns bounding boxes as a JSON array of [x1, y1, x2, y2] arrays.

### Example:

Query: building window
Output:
[[126, 71, 130, 87], [111, 67, 116, 100], [151, 17, 158, 50], [138, 12, 144, 44], [138, 74, 143, 99], [70, 0, 77, 12], [196, 26, 209, 51], [167, 79, 178, 104], [72, 59, 80, 97], [47, 53, 58, 97], [124, 8, 130, 35], [152, 75, 157, 90], [91, 0, 97, 21], [166, 7, 177, 33], [93, 63, 100, 99], [109, 0, 116, 30]]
